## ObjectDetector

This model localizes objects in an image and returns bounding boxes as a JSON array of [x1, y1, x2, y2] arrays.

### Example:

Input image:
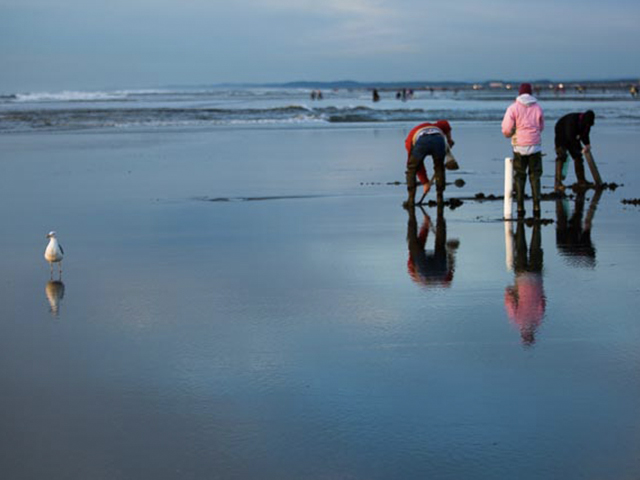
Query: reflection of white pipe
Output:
[[504, 157, 513, 219], [505, 221, 514, 272]]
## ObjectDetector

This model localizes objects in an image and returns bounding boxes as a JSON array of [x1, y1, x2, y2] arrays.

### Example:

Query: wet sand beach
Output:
[[1, 121, 640, 479]]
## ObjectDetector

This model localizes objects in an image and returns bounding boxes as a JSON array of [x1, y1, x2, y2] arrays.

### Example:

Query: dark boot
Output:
[[403, 186, 416, 208], [515, 175, 526, 217], [531, 175, 541, 216], [574, 156, 587, 186], [554, 160, 565, 192], [404, 163, 418, 207], [529, 152, 543, 216], [434, 157, 445, 198]]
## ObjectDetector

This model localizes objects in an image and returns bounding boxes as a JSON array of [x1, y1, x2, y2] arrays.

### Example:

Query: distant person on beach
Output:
[[397, 88, 410, 101], [372, 89, 380, 102], [501, 82, 545, 218], [404, 120, 455, 207], [554, 110, 596, 192]]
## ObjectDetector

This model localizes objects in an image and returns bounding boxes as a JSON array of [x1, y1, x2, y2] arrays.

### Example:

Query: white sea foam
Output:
[[113, 89, 169, 95], [14, 90, 128, 103]]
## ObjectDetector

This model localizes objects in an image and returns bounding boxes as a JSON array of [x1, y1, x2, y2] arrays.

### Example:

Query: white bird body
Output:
[[44, 232, 64, 275]]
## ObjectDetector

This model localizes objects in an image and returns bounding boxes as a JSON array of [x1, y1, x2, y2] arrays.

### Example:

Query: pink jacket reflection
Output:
[[505, 274, 545, 345], [505, 222, 546, 346]]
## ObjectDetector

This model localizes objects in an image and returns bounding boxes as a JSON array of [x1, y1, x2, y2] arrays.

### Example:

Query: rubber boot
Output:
[[435, 156, 446, 186], [554, 160, 565, 193], [531, 175, 541, 217], [574, 156, 587, 188], [514, 174, 526, 217], [434, 159, 445, 206], [404, 164, 417, 208], [403, 186, 416, 208]]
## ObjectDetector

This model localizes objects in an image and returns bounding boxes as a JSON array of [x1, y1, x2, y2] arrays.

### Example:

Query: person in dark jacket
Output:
[[554, 110, 595, 192]]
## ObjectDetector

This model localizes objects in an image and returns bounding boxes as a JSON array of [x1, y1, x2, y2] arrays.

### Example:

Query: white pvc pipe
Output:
[[504, 157, 513, 220], [505, 221, 514, 272]]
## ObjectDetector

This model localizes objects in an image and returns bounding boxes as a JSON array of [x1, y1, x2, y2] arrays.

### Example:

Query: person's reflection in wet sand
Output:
[[556, 189, 602, 268], [505, 222, 546, 346], [45, 280, 65, 316], [406, 206, 459, 288]]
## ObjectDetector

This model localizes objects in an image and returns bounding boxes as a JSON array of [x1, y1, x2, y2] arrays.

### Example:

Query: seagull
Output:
[[44, 231, 64, 277]]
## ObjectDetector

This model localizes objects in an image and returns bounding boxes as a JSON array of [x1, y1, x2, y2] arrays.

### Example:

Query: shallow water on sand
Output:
[[1, 124, 640, 479]]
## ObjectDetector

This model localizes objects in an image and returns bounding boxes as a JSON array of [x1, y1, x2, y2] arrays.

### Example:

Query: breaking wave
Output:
[[1, 86, 637, 132]]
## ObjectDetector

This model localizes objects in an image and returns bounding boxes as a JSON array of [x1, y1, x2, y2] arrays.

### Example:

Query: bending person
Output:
[[554, 110, 595, 192], [404, 120, 455, 207]]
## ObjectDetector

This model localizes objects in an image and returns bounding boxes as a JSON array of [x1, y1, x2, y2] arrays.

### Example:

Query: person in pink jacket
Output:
[[501, 83, 545, 217]]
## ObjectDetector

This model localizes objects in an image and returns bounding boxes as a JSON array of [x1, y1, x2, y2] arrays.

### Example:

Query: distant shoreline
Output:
[[198, 78, 640, 91]]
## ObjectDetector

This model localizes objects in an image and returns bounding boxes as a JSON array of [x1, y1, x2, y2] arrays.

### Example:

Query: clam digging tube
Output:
[[504, 157, 513, 219], [584, 148, 603, 186]]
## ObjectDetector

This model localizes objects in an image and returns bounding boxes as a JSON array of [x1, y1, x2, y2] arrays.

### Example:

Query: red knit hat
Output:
[[435, 120, 451, 134], [518, 83, 532, 95]]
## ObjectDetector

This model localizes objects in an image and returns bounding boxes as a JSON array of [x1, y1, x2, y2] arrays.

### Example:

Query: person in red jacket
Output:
[[404, 120, 454, 207]]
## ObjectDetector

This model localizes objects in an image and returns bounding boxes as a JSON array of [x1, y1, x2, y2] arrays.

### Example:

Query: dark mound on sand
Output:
[[524, 218, 554, 226], [424, 198, 464, 210]]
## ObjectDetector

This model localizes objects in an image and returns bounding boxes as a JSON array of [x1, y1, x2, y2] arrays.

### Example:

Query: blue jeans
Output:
[[406, 134, 446, 194]]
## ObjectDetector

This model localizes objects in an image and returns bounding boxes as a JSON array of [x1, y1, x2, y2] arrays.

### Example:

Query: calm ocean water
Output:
[[2, 84, 640, 479], [1, 85, 639, 132]]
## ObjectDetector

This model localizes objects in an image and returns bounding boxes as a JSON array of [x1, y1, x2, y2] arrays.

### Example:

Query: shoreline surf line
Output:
[[196, 194, 335, 203]]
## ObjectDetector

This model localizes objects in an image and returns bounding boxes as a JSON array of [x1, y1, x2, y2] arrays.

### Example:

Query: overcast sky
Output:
[[2, 0, 639, 92]]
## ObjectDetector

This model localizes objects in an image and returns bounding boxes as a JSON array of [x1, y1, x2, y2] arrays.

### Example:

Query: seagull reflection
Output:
[[45, 280, 65, 316], [505, 222, 546, 346], [556, 189, 602, 268], [406, 206, 459, 288]]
